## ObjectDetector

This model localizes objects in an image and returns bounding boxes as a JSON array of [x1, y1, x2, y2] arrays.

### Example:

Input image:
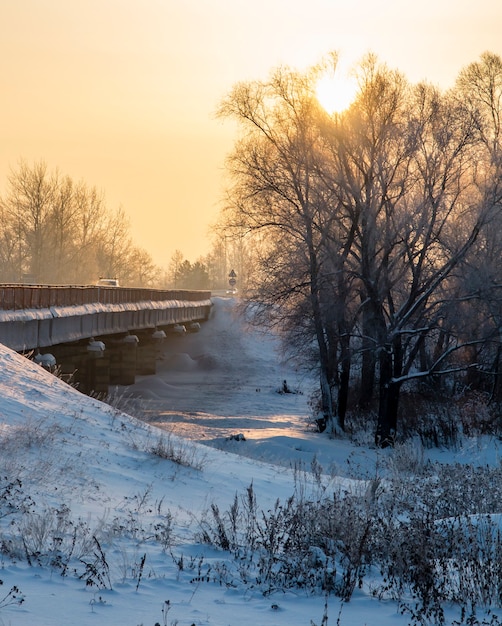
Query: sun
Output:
[[315, 71, 357, 115]]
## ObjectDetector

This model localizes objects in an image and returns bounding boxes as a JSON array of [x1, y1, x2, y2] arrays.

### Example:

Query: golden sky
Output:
[[1, 0, 501, 267]]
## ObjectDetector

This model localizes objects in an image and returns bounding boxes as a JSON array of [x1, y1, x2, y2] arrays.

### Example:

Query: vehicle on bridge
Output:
[[96, 278, 120, 287]]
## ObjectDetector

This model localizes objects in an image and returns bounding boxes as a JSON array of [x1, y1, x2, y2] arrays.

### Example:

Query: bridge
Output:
[[0, 284, 212, 394]]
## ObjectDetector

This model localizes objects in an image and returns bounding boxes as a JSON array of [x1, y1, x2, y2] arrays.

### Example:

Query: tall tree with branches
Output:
[[218, 52, 502, 445], [218, 61, 347, 432]]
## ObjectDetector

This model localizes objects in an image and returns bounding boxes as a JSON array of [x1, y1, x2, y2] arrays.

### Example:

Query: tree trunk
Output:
[[375, 367, 401, 448], [316, 369, 333, 433], [337, 327, 351, 430], [359, 299, 377, 408], [375, 335, 403, 447], [490, 344, 502, 403], [375, 381, 401, 447]]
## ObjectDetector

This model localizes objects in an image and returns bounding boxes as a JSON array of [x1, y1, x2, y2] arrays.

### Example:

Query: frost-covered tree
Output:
[[218, 51, 502, 445], [0, 160, 158, 286], [217, 59, 347, 433]]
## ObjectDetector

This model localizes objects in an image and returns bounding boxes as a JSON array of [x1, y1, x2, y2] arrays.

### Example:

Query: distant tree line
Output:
[[165, 249, 210, 290], [0, 160, 159, 287], [166, 236, 253, 292], [0, 158, 252, 291], [217, 51, 502, 446]]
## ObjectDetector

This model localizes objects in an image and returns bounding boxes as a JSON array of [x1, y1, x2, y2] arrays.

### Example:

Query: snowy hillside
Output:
[[0, 297, 500, 625]]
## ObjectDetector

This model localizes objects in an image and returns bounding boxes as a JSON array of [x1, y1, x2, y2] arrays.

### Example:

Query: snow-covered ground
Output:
[[121, 297, 380, 476], [0, 296, 500, 625]]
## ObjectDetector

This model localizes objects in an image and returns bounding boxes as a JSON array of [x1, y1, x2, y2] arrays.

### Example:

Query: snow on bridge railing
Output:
[[0, 284, 212, 311]]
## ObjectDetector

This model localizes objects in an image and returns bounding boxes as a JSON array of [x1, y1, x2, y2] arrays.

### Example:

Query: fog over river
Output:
[[115, 297, 318, 460]]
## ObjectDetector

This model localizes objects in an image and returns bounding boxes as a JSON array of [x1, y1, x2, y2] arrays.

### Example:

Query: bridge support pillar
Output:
[[85, 353, 111, 395], [49, 344, 111, 396], [136, 332, 166, 375], [109, 341, 137, 386]]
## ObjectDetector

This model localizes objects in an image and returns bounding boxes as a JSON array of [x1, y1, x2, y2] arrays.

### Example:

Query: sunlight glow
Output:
[[315, 71, 357, 114]]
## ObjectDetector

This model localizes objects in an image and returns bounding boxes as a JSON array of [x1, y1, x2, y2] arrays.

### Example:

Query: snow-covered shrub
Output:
[[0, 580, 24, 609], [6, 504, 99, 573], [197, 481, 378, 599], [0, 477, 33, 521], [377, 510, 502, 624], [78, 535, 112, 590], [0, 414, 66, 451], [196, 458, 502, 614], [388, 439, 426, 476], [149, 433, 206, 470], [395, 392, 501, 448]]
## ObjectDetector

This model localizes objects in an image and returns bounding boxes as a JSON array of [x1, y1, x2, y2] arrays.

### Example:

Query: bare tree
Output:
[[217, 51, 502, 446], [68, 182, 107, 283], [2, 160, 57, 282], [0, 161, 158, 286], [451, 52, 502, 401], [126, 246, 159, 287], [96, 206, 132, 282], [167, 249, 185, 288], [0, 202, 21, 281], [218, 60, 347, 432], [46, 174, 79, 283], [320, 57, 494, 445]]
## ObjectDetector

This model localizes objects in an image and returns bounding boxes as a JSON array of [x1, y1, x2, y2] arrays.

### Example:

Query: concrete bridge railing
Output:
[[0, 284, 210, 310]]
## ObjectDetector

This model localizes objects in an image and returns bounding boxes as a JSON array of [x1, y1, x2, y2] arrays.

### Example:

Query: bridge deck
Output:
[[0, 285, 212, 351]]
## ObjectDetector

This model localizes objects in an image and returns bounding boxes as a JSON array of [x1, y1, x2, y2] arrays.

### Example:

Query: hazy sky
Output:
[[2, 0, 502, 268]]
